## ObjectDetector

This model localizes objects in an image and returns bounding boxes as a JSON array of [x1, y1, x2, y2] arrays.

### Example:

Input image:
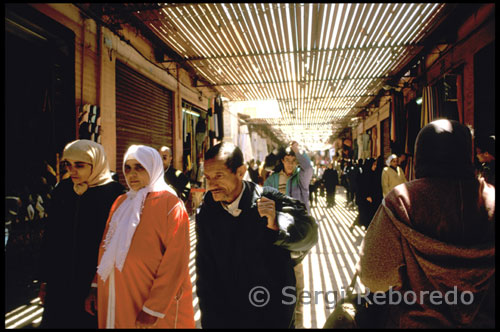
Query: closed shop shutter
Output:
[[115, 60, 173, 185]]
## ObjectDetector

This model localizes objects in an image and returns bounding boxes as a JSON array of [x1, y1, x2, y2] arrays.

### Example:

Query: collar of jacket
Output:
[[204, 180, 264, 212]]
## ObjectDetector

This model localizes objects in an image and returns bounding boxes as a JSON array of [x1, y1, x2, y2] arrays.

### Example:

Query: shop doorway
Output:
[[5, 4, 75, 312], [5, 4, 75, 195]]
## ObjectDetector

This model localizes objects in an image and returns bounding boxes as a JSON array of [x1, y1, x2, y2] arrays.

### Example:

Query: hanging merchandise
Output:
[[405, 99, 422, 155], [182, 101, 209, 178], [357, 136, 363, 160], [421, 86, 441, 128], [214, 95, 224, 140], [353, 138, 358, 161], [389, 91, 407, 155], [207, 99, 216, 141], [238, 125, 253, 162], [78, 104, 101, 143], [361, 132, 370, 159], [371, 127, 377, 158], [195, 115, 206, 155], [214, 113, 219, 138]]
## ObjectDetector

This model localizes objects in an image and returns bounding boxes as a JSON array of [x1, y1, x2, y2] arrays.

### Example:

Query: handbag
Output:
[[323, 272, 389, 329]]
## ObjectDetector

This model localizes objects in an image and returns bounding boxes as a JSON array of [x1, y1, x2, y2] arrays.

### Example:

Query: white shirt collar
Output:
[[221, 184, 245, 217]]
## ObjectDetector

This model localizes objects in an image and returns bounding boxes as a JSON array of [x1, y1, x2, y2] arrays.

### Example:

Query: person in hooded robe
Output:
[[357, 119, 495, 328], [85, 145, 195, 329], [38, 139, 125, 328]]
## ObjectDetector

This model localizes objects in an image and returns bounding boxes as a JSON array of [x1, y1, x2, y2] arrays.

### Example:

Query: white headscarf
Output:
[[97, 145, 177, 281], [386, 154, 398, 167], [62, 139, 113, 195]]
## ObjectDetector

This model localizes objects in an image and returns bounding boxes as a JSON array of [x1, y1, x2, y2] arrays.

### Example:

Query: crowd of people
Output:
[[16, 117, 494, 329]]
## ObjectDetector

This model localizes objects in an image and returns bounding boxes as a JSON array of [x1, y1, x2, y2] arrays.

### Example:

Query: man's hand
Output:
[[38, 282, 47, 305], [366, 197, 373, 203], [135, 310, 159, 328], [257, 197, 278, 231], [290, 141, 299, 154], [84, 288, 98, 316]]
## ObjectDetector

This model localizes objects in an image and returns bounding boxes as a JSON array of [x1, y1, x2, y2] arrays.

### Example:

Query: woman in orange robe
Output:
[[86, 145, 195, 328]]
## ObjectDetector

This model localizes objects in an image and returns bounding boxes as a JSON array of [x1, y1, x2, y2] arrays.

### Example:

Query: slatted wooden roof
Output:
[[118, 3, 448, 150]]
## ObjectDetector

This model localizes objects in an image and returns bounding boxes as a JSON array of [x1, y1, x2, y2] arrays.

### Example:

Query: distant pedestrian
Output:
[[247, 159, 261, 183], [356, 158, 382, 228], [159, 146, 191, 203], [309, 176, 320, 207], [322, 162, 339, 207], [381, 154, 407, 197]]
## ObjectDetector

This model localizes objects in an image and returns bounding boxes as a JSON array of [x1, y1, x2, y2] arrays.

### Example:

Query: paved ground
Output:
[[6, 187, 365, 329]]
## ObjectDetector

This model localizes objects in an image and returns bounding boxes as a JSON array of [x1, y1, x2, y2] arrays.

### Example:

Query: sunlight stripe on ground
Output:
[[302, 189, 366, 328]]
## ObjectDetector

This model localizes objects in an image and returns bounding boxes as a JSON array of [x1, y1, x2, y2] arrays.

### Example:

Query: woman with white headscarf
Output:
[[38, 139, 126, 328], [381, 154, 407, 197], [85, 145, 195, 328]]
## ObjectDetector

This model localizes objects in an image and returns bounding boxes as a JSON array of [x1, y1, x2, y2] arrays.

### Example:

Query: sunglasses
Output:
[[61, 161, 92, 170]]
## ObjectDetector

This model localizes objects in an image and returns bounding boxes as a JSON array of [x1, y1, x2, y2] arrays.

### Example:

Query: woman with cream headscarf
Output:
[[85, 145, 195, 328], [381, 154, 407, 197], [38, 139, 125, 328]]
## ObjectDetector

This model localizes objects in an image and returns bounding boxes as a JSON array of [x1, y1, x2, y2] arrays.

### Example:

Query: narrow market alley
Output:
[[5, 187, 366, 329]]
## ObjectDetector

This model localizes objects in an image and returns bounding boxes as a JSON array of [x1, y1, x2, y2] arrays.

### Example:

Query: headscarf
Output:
[[385, 154, 398, 167], [362, 158, 376, 173], [414, 119, 474, 179], [62, 139, 113, 195], [97, 145, 177, 281]]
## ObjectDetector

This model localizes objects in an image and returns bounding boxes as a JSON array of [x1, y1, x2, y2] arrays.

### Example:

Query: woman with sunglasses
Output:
[[38, 139, 125, 328], [85, 145, 195, 328]]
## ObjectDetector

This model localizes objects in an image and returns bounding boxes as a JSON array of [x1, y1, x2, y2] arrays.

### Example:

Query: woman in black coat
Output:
[[356, 158, 383, 228], [38, 140, 125, 328]]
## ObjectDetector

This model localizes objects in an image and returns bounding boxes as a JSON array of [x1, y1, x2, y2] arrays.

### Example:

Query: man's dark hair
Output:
[[205, 142, 244, 173]]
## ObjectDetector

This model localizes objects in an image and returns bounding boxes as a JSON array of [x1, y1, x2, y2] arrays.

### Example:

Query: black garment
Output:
[[322, 168, 339, 207], [309, 178, 320, 207], [248, 166, 260, 184], [356, 162, 383, 228], [195, 181, 318, 328], [345, 166, 358, 204], [164, 166, 191, 203], [39, 179, 125, 328]]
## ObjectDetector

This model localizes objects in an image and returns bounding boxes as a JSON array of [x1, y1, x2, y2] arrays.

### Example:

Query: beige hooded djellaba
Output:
[[357, 120, 495, 328]]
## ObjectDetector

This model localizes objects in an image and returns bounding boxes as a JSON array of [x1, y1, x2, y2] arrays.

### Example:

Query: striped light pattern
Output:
[[135, 3, 446, 151]]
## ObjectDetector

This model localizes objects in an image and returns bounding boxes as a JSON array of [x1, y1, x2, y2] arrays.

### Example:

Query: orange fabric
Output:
[[96, 191, 195, 328]]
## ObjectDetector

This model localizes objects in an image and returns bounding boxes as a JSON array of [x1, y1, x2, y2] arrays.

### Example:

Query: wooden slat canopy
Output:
[[99, 3, 450, 150]]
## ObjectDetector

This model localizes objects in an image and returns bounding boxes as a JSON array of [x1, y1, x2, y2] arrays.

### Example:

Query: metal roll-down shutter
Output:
[[115, 60, 173, 185]]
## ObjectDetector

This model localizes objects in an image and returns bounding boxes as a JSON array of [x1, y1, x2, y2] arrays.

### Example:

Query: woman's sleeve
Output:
[[141, 201, 191, 317], [296, 152, 313, 190]]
